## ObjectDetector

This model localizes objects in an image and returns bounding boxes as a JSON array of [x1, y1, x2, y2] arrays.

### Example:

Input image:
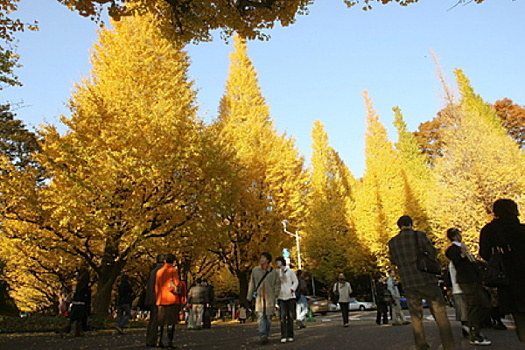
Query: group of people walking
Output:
[[246, 252, 309, 345], [56, 198, 524, 349], [388, 199, 525, 349]]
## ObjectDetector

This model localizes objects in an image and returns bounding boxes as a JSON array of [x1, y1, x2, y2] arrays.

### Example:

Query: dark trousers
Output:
[[376, 307, 388, 325], [203, 305, 212, 328], [512, 312, 525, 342], [459, 283, 490, 339], [339, 302, 349, 325], [278, 299, 296, 339], [146, 305, 158, 345]]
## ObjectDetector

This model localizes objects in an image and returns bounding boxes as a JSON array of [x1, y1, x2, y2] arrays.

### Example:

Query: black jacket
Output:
[[118, 280, 134, 305], [445, 244, 480, 284], [480, 218, 525, 313]]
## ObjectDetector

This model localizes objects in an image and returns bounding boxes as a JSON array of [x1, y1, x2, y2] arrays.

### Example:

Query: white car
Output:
[[349, 297, 376, 311]]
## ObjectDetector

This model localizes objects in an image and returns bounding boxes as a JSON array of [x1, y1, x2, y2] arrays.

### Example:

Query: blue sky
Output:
[[3, 0, 524, 177]]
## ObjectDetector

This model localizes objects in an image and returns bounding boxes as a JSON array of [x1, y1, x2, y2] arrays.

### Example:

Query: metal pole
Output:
[[282, 221, 302, 270], [295, 231, 302, 270]]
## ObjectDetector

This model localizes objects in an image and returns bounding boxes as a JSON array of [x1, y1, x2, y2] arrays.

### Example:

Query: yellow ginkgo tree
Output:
[[0, 12, 230, 314], [211, 35, 307, 304]]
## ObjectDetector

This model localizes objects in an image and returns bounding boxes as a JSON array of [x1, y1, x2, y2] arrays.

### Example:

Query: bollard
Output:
[[307, 306, 315, 322]]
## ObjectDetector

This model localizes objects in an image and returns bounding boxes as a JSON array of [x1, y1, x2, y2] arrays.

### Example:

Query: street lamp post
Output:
[[281, 220, 302, 270]]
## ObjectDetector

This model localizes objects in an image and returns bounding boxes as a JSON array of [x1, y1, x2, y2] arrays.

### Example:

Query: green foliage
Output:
[[0, 0, 38, 88], [0, 104, 41, 171]]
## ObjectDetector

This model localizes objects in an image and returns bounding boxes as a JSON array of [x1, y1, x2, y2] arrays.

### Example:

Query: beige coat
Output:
[[247, 266, 281, 315]]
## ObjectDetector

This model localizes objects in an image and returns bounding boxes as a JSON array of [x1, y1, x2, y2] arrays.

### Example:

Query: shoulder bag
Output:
[[415, 231, 442, 275]]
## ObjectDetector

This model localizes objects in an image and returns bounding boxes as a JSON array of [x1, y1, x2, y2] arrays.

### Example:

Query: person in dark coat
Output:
[[480, 199, 525, 343], [445, 228, 491, 346], [375, 276, 390, 325], [115, 274, 134, 334], [202, 279, 214, 329], [145, 254, 165, 347], [59, 268, 90, 337]]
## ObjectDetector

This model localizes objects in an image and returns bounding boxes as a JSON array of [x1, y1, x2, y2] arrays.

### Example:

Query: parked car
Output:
[[328, 298, 376, 311], [329, 302, 340, 312], [399, 297, 428, 309], [349, 297, 376, 311], [306, 296, 329, 315]]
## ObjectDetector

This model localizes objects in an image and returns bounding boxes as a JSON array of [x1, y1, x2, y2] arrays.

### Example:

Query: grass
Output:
[[0, 314, 149, 334]]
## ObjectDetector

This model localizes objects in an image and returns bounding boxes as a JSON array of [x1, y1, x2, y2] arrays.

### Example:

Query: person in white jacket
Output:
[[276, 257, 298, 343], [387, 269, 409, 326], [333, 273, 352, 327]]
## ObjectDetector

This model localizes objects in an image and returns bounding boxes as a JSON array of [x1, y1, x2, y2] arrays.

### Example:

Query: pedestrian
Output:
[[275, 256, 298, 343], [480, 199, 525, 343], [145, 254, 165, 347], [295, 269, 309, 329], [445, 228, 491, 345], [155, 254, 186, 349], [59, 268, 90, 337], [246, 252, 281, 345], [388, 215, 456, 350], [187, 278, 208, 330], [387, 270, 409, 326], [447, 260, 470, 338], [375, 276, 390, 326], [115, 274, 134, 334], [202, 279, 214, 329], [239, 304, 247, 323], [333, 273, 352, 327], [487, 288, 507, 330]]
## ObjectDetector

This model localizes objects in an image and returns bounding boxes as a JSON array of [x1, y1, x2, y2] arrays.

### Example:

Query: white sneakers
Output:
[[470, 338, 492, 346]]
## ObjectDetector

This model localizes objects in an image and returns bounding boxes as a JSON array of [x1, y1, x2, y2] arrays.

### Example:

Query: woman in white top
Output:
[[276, 257, 298, 343], [333, 273, 353, 327]]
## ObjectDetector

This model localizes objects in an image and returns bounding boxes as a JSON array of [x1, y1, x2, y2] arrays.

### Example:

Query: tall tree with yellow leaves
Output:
[[352, 92, 407, 271], [429, 69, 525, 253], [0, 13, 230, 314], [393, 106, 433, 234], [303, 120, 370, 287], [212, 35, 307, 304]]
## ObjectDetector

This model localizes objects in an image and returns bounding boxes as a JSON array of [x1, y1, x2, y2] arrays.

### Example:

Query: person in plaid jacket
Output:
[[389, 216, 456, 350]]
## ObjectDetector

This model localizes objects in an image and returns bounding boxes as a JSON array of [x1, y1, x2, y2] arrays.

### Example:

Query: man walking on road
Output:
[[187, 278, 208, 330], [247, 252, 281, 345], [388, 215, 456, 350]]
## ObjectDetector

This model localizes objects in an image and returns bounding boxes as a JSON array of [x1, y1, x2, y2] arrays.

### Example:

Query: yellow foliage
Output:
[[429, 69, 525, 255]]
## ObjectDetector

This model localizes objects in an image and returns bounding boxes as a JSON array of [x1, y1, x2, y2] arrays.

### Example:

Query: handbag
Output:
[[169, 275, 182, 295], [415, 231, 441, 275], [333, 282, 340, 302], [481, 246, 510, 287]]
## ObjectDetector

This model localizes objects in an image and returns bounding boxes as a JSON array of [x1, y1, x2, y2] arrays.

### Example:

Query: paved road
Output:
[[1, 309, 523, 349]]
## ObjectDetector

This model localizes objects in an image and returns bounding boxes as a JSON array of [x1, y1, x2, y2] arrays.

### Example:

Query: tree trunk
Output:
[[92, 240, 125, 317], [236, 269, 250, 306]]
